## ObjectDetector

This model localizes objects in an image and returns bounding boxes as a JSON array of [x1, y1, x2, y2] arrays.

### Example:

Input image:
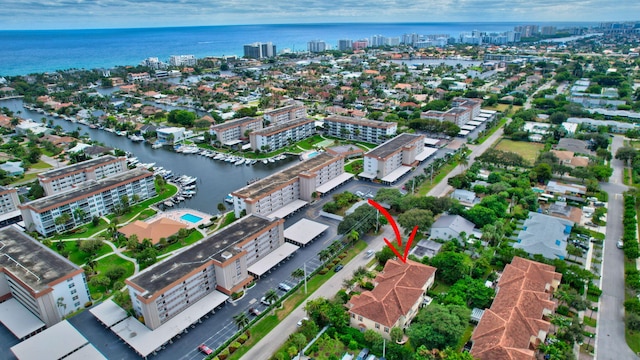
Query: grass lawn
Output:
[[476, 118, 507, 145], [483, 104, 522, 115], [583, 316, 597, 328], [30, 160, 53, 169], [417, 161, 459, 196], [494, 139, 544, 165], [157, 230, 204, 256], [88, 255, 136, 300], [298, 135, 326, 150], [305, 334, 348, 360], [49, 240, 112, 266], [227, 240, 368, 360], [344, 159, 363, 174], [221, 212, 237, 228]]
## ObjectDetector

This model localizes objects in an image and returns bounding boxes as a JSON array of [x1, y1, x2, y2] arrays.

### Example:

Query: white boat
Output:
[[182, 190, 197, 195], [268, 158, 275, 163], [214, 153, 225, 160], [164, 201, 174, 207], [181, 177, 197, 185], [183, 185, 196, 190], [224, 194, 234, 204], [129, 134, 145, 142], [175, 196, 185, 202], [152, 143, 163, 149], [234, 159, 245, 166], [262, 159, 269, 164]]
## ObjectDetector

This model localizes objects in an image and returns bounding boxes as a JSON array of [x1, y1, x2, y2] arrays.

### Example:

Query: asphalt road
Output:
[[596, 135, 638, 359]]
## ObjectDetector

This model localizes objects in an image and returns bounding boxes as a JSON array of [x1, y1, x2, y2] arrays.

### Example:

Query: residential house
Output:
[[0, 162, 24, 176], [157, 127, 186, 144], [429, 214, 477, 241], [546, 180, 587, 196], [470, 257, 561, 360], [346, 259, 436, 339], [513, 212, 574, 260], [409, 239, 443, 259], [450, 189, 479, 205]]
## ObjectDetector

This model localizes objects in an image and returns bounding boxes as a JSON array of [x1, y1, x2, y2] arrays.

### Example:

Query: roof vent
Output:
[[221, 251, 233, 260]]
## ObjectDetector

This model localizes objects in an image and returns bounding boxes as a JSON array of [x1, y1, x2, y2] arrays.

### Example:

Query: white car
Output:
[[297, 317, 309, 327], [617, 240, 624, 249]]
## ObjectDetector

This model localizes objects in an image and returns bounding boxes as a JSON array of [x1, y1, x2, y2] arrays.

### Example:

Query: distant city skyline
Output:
[[1, 0, 638, 30]]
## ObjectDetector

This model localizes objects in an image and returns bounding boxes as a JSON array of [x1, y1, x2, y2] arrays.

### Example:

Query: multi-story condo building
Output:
[[249, 118, 315, 152], [360, 133, 426, 183], [157, 127, 186, 144], [263, 104, 307, 125], [37, 155, 128, 196], [323, 115, 397, 144], [210, 117, 263, 146], [352, 39, 368, 50], [243, 42, 276, 59], [0, 226, 90, 334], [307, 40, 328, 53], [0, 186, 20, 216], [232, 153, 349, 218], [125, 215, 285, 330], [421, 97, 482, 127], [20, 168, 156, 237], [337, 39, 352, 51], [168, 54, 196, 67], [127, 72, 151, 82]]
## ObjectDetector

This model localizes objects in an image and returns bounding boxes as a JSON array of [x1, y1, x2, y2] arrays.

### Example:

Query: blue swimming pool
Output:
[[308, 151, 319, 158], [181, 213, 203, 223]]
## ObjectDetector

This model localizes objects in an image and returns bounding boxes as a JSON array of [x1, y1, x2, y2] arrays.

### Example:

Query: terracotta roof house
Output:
[[346, 259, 436, 339], [470, 257, 561, 360]]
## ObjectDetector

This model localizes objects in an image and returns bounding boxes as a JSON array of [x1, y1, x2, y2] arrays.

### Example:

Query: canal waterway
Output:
[[0, 98, 297, 215]]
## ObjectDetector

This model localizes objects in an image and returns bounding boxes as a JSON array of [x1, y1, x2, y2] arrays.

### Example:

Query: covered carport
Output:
[[248, 242, 300, 278], [284, 219, 329, 247]]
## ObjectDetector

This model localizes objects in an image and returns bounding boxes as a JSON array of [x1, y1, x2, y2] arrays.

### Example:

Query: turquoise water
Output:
[[308, 151, 319, 158], [181, 213, 203, 223]]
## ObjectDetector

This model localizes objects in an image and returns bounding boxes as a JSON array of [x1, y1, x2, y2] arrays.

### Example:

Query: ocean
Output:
[[0, 22, 596, 77]]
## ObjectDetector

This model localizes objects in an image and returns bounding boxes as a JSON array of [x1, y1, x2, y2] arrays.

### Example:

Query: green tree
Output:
[[104, 265, 127, 283], [441, 276, 495, 309], [390, 327, 404, 343], [407, 303, 469, 351], [291, 268, 305, 282], [264, 289, 279, 305], [233, 312, 250, 330], [79, 239, 103, 257], [430, 252, 471, 285], [397, 209, 434, 234]]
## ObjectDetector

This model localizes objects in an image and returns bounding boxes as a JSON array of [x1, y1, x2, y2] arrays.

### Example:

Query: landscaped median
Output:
[[622, 192, 640, 353], [206, 240, 368, 360]]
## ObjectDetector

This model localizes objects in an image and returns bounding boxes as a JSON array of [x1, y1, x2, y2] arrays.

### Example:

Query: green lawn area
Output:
[[305, 335, 348, 360], [494, 139, 544, 165], [483, 104, 522, 115], [456, 324, 475, 351], [49, 240, 112, 266], [583, 316, 597, 328], [227, 240, 368, 360], [88, 255, 136, 300], [417, 161, 459, 196], [221, 212, 237, 228], [157, 230, 204, 256], [298, 135, 326, 150], [476, 118, 507, 145], [30, 160, 53, 169], [344, 159, 363, 174]]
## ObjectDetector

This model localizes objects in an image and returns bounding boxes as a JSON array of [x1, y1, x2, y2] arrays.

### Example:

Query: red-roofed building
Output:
[[346, 259, 436, 339], [470, 257, 561, 360]]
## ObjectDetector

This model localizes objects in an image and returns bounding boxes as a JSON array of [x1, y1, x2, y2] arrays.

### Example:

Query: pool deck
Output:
[[152, 209, 211, 229]]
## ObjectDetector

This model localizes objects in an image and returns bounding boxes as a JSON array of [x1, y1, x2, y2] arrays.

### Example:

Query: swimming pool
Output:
[[181, 213, 203, 223], [308, 151, 319, 158]]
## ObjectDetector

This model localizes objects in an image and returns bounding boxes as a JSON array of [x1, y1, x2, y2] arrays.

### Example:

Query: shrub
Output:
[[348, 340, 359, 350], [361, 282, 375, 291], [229, 341, 241, 353], [587, 284, 602, 298], [218, 348, 229, 360], [84, 301, 93, 308], [231, 291, 244, 300], [556, 305, 570, 316], [238, 333, 248, 344], [319, 269, 328, 275]]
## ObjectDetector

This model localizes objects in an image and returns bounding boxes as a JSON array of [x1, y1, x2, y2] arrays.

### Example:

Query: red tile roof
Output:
[[347, 259, 436, 328], [471, 257, 560, 360]]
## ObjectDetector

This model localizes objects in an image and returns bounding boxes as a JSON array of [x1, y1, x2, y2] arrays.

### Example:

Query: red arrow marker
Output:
[[368, 199, 418, 263]]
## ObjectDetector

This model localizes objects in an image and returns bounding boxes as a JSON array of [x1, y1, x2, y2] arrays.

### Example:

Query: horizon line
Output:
[[0, 19, 613, 32]]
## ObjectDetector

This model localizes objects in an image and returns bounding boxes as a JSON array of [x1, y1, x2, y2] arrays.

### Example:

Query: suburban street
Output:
[[596, 135, 638, 359]]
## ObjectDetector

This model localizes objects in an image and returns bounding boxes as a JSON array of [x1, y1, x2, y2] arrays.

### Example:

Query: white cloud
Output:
[[0, 0, 638, 29]]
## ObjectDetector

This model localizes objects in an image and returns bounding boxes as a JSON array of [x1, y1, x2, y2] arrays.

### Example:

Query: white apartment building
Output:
[[37, 155, 128, 196], [0, 226, 90, 335], [157, 127, 186, 144], [263, 105, 307, 124], [210, 117, 263, 146], [360, 133, 426, 183], [232, 153, 349, 218], [421, 97, 482, 127], [126, 215, 285, 330], [169, 54, 197, 67], [20, 168, 156, 237], [0, 186, 20, 215], [323, 115, 397, 144], [249, 118, 315, 151], [127, 72, 151, 82]]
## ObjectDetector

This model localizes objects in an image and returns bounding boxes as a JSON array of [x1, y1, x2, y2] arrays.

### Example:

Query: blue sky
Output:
[[2, 0, 638, 30]]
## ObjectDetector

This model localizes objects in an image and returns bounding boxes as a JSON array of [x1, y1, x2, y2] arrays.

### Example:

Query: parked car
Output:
[[334, 264, 344, 272], [364, 249, 375, 259], [278, 282, 292, 291], [617, 240, 624, 249], [249, 307, 261, 316], [297, 317, 309, 327], [356, 348, 370, 360], [261, 296, 275, 306], [198, 344, 213, 355]]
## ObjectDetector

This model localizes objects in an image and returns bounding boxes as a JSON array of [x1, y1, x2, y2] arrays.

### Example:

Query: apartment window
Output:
[[358, 316, 363, 321], [384, 327, 389, 333], [70, 289, 77, 294], [72, 296, 79, 301], [74, 302, 80, 307], [375, 323, 380, 329], [68, 283, 75, 289]]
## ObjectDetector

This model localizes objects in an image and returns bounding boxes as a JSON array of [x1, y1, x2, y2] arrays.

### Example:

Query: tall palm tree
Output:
[[291, 268, 305, 282], [318, 249, 331, 263], [264, 289, 278, 305], [233, 312, 250, 331]]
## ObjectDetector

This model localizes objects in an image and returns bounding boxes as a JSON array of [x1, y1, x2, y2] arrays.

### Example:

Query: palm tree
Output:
[[264, 289, 278, 305], [73, 208, 85, 223], [233, 312, 250, 331], [318, 249, 331, 263], [291, 268, 305, 282], [346, 229, 360, 246]]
